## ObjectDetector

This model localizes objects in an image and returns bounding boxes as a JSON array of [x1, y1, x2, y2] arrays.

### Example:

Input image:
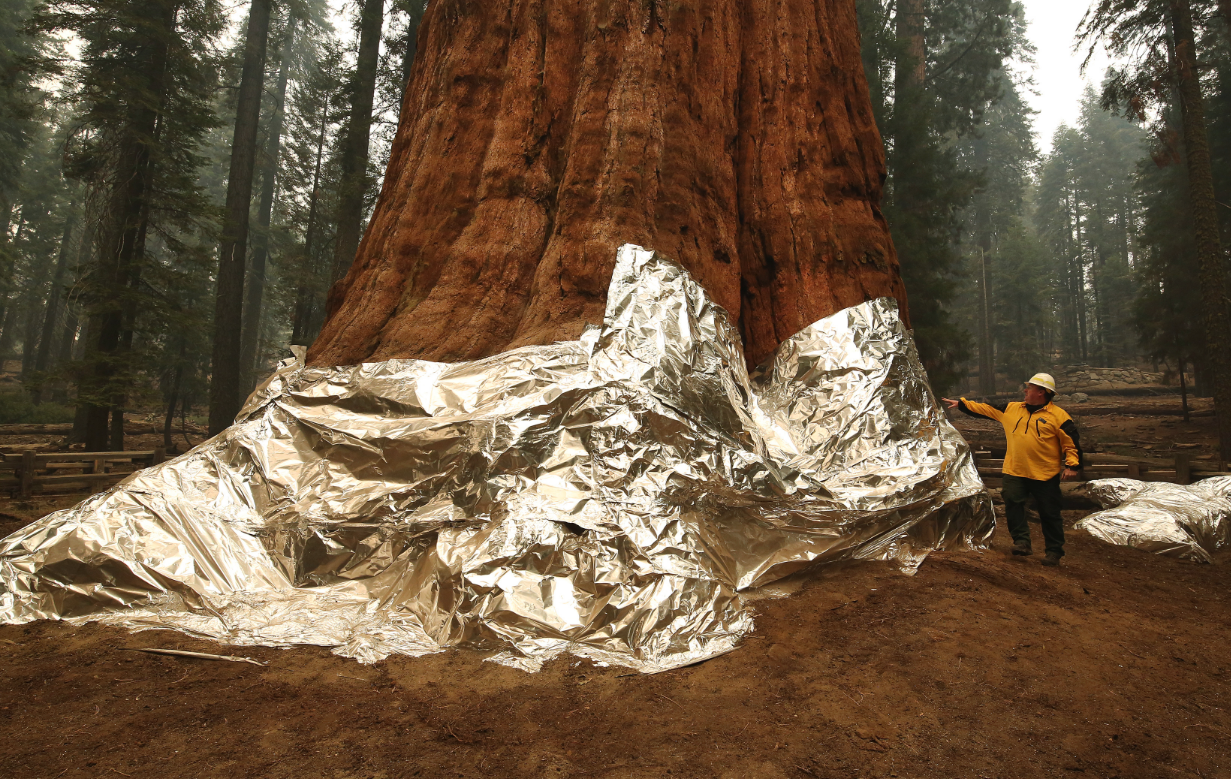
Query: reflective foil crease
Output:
[[0, 245, 993, 672], [1076, 477, 1231, 563]]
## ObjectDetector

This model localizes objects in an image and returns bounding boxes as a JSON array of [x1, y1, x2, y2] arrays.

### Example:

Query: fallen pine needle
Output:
[[123, 648, 267, 667]]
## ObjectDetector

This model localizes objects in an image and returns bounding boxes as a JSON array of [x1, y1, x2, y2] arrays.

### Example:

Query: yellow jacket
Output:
[[958, 399, 1082, 481]]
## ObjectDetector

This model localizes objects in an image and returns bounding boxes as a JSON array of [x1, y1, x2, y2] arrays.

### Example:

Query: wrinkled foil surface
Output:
[[1076, 477, 1231, 563], [0, 245, 993, 672]]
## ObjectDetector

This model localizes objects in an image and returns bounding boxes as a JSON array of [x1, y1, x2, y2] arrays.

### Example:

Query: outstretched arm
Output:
[[942, 397, 1007, 422]]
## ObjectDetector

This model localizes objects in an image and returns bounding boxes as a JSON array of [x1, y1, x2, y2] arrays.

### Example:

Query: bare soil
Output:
[[1, 396, 1229, 779]]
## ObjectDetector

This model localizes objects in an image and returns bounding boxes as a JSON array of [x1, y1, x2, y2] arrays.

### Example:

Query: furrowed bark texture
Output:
[[309, 0, 907, 370]]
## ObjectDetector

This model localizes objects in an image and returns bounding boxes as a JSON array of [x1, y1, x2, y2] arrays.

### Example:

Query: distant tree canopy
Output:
[[857, 0, 1230, 443], [0, 0, 429, 445]]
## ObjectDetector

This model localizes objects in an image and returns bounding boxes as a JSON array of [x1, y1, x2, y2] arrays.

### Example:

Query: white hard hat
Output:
[[1027, 372, 1056, 393]]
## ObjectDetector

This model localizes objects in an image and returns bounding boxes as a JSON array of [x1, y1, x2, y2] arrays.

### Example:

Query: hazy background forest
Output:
[[0, 0, 1229, 450]]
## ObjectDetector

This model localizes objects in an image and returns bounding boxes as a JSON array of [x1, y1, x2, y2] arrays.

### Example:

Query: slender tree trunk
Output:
[[328, 0, 385, 287], [53, 315, 78, 403], [0, 300, 19, 358], [291, 96, 329, 345], [70, 391, 89, 443], [55, 219, 93, 403], [163, 339, 185, 451], [240, 14, 296, 392], [1180, 359, 1190, 422], [1093, 243, 1106, 362], [895, 0, 926, 87], [0, 216, 27, 358], [1062, 190, 1077, 356], [978, 247, 995, 396], [1171, 0, 1231, 463], [310, 0, 908, 370], [108, 209, 153, 451], [1073, 198, 1088, 361], [19, 247, 54, 378], [209, 0, 273, 435], [0, 198, 13, 351], [32, 203, 78, 403]]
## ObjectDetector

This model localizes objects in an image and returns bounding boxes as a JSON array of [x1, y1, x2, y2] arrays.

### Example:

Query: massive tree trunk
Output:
[[1170, 0, 1231, 464], [309, 0, 908, 371]]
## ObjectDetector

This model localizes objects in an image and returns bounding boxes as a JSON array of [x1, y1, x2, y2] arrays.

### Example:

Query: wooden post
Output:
[[152, 446, 165, 466], [1174, 453, 1192, 485], [20, 450, 35, 499], [1127, 463, 1142, 480]]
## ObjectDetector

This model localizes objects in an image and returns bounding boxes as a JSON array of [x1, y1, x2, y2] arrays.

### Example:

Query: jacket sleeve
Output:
[[958, 398, 1007, 422], [1059, 419, 1083, 468]]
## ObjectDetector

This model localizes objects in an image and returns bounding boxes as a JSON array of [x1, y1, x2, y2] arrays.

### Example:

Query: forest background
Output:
[[0, 0, 1229, 453]]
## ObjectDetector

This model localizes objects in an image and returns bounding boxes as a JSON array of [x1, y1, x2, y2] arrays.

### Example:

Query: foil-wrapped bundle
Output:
[[0, 245, 993, 672], [1076, 477, 1231, 563]]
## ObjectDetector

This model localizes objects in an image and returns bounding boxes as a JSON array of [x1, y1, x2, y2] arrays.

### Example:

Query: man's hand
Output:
[[1061, 467, 1080, 482], [941, 397, 960, 410]]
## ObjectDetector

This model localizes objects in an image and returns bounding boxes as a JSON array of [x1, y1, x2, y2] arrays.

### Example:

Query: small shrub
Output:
[[0, 391, 76, 424]]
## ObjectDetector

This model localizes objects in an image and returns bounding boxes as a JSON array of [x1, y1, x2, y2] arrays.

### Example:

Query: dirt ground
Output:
[[1, 395, 1229, 779]]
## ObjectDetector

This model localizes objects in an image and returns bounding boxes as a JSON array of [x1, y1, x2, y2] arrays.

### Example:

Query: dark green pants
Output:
[[1001, 473, 1065, 557]]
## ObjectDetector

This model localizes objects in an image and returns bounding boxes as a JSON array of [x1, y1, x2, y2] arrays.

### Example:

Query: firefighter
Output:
[[942, 373, 1082, 566]]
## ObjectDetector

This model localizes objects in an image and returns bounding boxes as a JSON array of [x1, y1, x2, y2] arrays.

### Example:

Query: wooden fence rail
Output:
[[1, 448, 165, 498], [4, 445, 1225, 500], [973, 450, 1231, 489]]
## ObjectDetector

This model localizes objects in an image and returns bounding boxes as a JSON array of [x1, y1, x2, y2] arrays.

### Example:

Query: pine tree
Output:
[[954, 76, 1045, 388], [1082, 0, 1231, 462], [46, 0, 225, 449], [856, 0, 1029, 393]]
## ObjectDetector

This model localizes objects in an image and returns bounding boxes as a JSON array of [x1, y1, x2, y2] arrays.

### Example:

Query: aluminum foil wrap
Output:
[[1075, 477, 1231, 563], [0, 245, 993, 672]]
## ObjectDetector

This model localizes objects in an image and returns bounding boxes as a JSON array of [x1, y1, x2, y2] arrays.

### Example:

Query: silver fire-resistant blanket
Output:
[[0, 245, 993, 672], [1076, 477, 1231, 563]]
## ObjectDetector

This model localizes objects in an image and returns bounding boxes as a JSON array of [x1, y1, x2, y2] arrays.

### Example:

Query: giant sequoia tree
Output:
[[308, 0, 909, 371]]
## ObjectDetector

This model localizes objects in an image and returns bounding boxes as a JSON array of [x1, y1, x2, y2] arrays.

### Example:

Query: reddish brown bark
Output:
[[309, 0, 907, 370]]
